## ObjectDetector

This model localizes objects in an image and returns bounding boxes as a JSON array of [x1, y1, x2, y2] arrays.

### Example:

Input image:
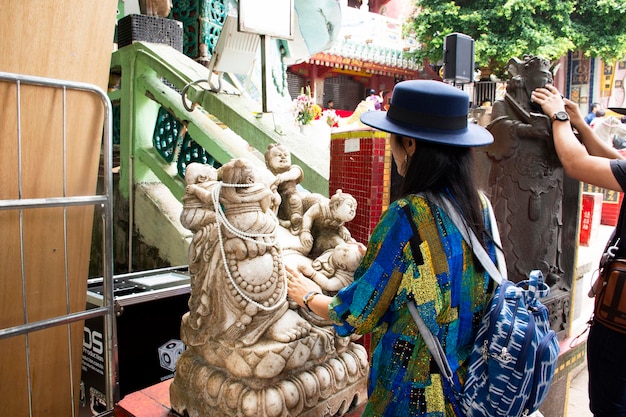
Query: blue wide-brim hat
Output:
[[360, 80, 493, 147]]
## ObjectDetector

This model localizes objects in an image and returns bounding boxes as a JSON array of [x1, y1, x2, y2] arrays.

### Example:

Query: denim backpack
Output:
[[407, 194, 560, 417], [459, 270, 559, 417]]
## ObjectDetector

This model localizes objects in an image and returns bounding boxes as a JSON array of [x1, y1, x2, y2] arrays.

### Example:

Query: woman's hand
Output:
[[531, 84, 625, 190], [286, 265, 323, 309]]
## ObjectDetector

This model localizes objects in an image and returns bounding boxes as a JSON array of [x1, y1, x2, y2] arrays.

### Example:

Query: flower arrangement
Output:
[[321, 109, 340, 128], [293, 86, 321, 126]]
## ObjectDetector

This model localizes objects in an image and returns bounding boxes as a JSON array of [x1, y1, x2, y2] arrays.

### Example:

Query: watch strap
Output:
[[303, 291, 320, 312], [552, 111, 569, 122]]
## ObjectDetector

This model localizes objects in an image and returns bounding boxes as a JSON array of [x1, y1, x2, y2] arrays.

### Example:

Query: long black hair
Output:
[[395, 135, 488, 242]]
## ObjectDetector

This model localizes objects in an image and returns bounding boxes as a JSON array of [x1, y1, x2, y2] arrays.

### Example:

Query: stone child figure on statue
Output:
[[299, 189, 358, 256], [265, 143, 306, 231], [264, 143, 357, 257], [297, 241, 367, 294]]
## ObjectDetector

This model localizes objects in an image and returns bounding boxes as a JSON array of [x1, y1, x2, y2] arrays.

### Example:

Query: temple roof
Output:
[[305, 39, 421, 77]]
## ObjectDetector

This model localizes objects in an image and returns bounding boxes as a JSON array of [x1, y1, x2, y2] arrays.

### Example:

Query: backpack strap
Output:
[[518, 270, 549, 307], [407, 302, 466, 416], [407, 302, 455, 381], [482, 193, 508, 281], [400, 198, 458, 387]]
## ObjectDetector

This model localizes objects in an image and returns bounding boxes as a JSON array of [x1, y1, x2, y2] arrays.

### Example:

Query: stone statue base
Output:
[[169, 341, 369, 417]]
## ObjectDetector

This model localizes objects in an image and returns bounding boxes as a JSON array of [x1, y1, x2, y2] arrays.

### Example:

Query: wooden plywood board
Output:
[[0, 1, 118, 415]]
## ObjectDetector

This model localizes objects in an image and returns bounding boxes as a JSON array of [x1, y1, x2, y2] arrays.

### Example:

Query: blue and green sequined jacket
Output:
[[329, 194, 497, 417]]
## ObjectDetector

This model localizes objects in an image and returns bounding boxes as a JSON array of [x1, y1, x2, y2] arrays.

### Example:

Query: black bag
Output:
[[594, 259, 626, 333]]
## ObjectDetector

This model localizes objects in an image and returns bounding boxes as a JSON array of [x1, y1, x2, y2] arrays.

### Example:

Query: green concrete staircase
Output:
[[108, 42, 329, 268]]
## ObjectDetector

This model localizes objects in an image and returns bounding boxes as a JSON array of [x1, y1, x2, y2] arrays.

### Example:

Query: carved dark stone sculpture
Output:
[[476, 55, 576, 338]]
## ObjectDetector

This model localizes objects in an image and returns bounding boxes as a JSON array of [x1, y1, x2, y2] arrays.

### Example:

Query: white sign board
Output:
[[239, 0, 294, 40], [344, 138, 361, 153]]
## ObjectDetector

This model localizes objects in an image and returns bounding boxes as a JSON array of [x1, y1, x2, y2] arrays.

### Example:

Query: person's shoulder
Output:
[[384, 198, 408, 217], [375, 196, 431, 236], [389, 194, 431, 216]]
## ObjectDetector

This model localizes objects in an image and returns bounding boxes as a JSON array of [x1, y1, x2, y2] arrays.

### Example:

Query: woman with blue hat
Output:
[[288, 79, 499, 416]]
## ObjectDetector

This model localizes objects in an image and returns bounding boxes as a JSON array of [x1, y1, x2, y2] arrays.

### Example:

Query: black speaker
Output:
[[443, 33, 475, 83]]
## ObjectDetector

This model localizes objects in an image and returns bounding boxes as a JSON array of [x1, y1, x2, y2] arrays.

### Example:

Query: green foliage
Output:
[[406, 0, 626, 78], [570, 0, 626, 61]]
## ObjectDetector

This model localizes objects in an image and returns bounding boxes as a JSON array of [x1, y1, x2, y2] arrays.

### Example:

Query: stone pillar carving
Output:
[[475, 55, 576, 339]]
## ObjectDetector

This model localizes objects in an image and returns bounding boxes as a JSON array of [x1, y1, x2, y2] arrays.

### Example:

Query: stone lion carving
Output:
[[170, 156, 369, 417]]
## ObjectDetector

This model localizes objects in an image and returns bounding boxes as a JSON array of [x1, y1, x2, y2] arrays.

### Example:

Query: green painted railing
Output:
[[109, 41, 329, 203]]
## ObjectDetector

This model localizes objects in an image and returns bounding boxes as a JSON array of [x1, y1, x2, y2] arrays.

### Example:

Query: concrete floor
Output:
[[568, 362, 592, 417]]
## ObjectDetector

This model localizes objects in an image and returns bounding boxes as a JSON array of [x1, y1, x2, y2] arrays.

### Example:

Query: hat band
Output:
[[387, 104, 467, 130]]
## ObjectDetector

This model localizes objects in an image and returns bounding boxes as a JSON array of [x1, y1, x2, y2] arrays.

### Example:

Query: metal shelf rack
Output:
[[0, 72, 116, 417]]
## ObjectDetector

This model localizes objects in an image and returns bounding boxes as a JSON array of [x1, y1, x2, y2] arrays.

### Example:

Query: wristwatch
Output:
[[303, 291, 320, 312], [552, 111, 570, 122]]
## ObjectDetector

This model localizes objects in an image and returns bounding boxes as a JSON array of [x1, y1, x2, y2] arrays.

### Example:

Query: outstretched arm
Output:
[[531, 85, 623, 191], [286, 265, 331, 320], [277, 165, 303, 184], [563, 98, 624, 160]]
